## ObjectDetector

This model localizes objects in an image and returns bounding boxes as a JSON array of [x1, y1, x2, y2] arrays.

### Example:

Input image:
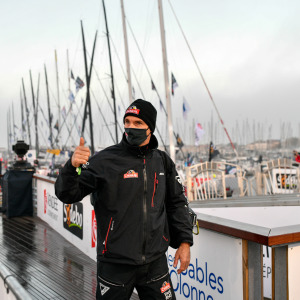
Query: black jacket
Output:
[[55, 134, 193, 265]]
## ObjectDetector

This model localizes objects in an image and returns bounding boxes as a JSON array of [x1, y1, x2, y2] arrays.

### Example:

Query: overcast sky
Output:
[[1, 0, 300, 150]]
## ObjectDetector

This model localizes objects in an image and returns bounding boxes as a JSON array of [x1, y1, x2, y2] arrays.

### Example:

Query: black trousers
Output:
[[96, 254, 176, 300]]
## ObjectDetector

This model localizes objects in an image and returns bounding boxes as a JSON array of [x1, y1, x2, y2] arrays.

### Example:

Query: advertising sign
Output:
[[263, 246, 272, 298], [36, 177, 96, 261], [288, 243, 300, 298], [168, 228, 243, 300], [44, 189, 59, 222], [63, 203, 84, 239], [272, 168, 298, 193]]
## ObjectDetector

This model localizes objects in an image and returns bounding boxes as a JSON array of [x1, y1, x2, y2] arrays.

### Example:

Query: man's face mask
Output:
[[125, 127, 150, 146]]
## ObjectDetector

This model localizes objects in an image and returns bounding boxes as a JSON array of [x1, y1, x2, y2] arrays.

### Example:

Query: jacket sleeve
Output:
[[164, 154, 193, 249], [55, 158, 99, 204]]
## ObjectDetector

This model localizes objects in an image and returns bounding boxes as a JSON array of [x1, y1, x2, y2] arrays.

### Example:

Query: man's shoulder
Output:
[[93, 143, 122, 159]]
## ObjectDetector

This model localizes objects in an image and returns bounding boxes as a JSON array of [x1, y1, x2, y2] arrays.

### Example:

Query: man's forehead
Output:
[[124, 116, 146, 124]]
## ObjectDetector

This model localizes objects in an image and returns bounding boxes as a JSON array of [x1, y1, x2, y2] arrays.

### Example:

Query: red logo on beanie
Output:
[[125, 105, 140, 115]]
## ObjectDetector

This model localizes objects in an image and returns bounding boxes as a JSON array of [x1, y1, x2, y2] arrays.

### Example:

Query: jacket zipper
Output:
[[151, 172, 158, 207], [142, 158, 147, 262], [102, 217, 112, 254]]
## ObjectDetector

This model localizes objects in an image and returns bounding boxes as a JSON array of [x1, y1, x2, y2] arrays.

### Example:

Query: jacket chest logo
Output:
[[124, 170, 139, 179]]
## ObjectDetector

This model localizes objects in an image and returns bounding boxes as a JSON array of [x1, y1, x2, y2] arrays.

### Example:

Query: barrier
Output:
[[34, 174, 96, 261], [186, 161, 249, 201], [0, 262, 32, 300]]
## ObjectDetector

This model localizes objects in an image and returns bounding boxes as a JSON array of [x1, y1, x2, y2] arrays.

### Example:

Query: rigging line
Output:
[[167, 0, 237, 157], [114, 79, 127, 113], [90, 60, 114, 112], [53, 103, 80, 147], [109, 35, 127, 82], [90, 90, 115, 144], [87, 54, 123, 133], [130, 64, 146, 99], [56, 76, 87, 145], [62, 99, 86, 147], [126, 17, 168, 116], [110, 35, 137, 108], [141, 0, 156, 64], [62, 110, 82, 148], [38, 104, 50, 126], [37, 122, 49, 147], [71, 32, 83, 71]]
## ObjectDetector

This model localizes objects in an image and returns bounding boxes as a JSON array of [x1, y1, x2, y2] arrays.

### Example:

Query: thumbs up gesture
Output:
[[71, 137, 91, 168]]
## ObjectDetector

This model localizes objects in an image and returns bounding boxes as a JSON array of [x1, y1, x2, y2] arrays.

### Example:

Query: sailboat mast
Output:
[[157, 0, 175, 161], [80, 21, 95, 155], [120, 0, 132, 104], [7, 110, 9, 152], [55, 50, 61, 148], [30, 70, 39, 157], [67, 49, 72, 147], [22, 78, 31, 146], [35, 73, 40, 157], [20, 89, 25, 140], [12, 102, 16, 142], [102, 0, 118, 143], [44, 65, 54, 148]]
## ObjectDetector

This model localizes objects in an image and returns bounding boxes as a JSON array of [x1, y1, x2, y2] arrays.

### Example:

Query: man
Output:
[[55, 99, 193, 299]]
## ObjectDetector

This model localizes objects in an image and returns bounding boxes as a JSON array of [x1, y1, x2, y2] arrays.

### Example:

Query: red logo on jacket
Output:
[[124, 170, 138, 179], [125, 105, 140, 115], [160, 281, 171, 293]]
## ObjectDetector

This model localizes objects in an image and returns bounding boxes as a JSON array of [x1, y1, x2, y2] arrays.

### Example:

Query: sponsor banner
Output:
[[263, 246, 272, 298], [63, 203, 84, 239], [36, 178, 96, 261], [272, 168, 298, 194], [168, 228, 243, 299], [43, 189, 59, 221], [92, 210, 97, 248]]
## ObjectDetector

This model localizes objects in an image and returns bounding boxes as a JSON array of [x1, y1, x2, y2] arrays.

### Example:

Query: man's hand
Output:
[[71, 137, 90, 168], [173, 242, 191, 274]]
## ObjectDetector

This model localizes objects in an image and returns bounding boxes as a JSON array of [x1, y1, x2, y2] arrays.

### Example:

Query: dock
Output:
[[0, 214, 139, 300]]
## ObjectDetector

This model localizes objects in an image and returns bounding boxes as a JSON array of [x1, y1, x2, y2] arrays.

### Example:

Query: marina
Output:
[[1, 1, 300, 299], [1, 166, 300, 299]]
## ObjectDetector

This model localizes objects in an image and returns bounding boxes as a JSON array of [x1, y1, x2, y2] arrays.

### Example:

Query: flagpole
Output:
[[158, 0, 175, 162]]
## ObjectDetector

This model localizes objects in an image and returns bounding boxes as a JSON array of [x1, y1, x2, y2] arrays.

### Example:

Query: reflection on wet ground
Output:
[[0, 214, 96, 299]]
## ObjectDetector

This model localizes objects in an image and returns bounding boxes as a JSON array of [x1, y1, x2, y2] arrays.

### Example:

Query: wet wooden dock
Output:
[[0, 214, 139, 300]]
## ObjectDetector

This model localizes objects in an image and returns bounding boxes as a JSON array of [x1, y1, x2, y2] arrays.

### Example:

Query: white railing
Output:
[[262, 159, 300, 195], [186, 161, 249, 201]]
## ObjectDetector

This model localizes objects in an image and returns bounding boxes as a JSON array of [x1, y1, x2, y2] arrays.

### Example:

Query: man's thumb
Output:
[[79, 137, 85, 146]]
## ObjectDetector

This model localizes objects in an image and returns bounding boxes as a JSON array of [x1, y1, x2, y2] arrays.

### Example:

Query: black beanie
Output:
[[123, 99, 157, 132]]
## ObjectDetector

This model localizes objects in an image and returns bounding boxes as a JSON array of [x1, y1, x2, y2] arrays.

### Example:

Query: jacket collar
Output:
[[121, 133, 158, 157]]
